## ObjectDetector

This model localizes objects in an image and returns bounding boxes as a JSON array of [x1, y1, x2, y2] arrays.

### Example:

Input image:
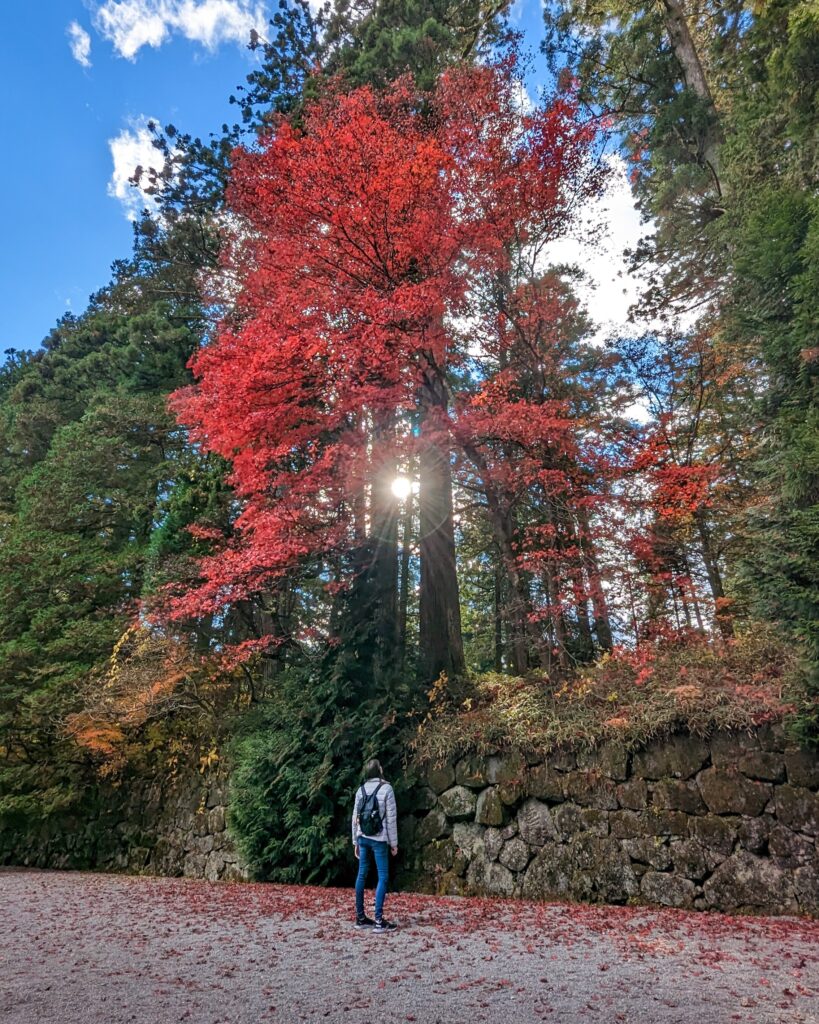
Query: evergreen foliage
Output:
[[0, 306, 196, 824], [227, 561, 419, 884], [720, 3, 819, 720], [324, 0, 512, 90]]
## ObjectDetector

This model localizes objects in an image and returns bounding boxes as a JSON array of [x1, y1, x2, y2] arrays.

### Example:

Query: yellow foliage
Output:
[[66, 625, 234, 776]]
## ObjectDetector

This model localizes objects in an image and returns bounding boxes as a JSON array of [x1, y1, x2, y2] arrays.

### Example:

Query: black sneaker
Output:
[[373, 918, 396, 932], [355, 915, 375, 928]]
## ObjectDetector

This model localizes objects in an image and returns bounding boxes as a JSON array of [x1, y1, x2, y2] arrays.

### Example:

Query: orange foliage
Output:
[[67, 625, 234, 769]]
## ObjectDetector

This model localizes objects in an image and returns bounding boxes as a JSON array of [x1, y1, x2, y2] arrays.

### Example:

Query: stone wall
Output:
[[0, 765, 247, 882], [399, 725, 819, 915]]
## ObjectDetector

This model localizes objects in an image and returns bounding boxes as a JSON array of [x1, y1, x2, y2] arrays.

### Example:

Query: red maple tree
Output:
[[453, 271, 621, 671], [166, 61, 605, 667]]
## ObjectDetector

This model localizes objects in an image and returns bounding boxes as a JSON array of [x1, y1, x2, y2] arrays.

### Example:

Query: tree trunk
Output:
[[230, 587, 290, 698], [496, 508, 531, 675], [680, 551, 705, 632], [418, 369, 465, 683], [254, 588, 288, 695], [369, 411, 400, 684], [575, 507, 613, 650], [694, 509, 733, 638], [543, 565, 571, 674], [543, 499, 572, 672], [460, 439, 544, 673], [398, 486, 413, 673], [493, 563, 504, 673], [572, 571, 595, 660], [660, 0, 724, 191], [560, 510, 594, 660]]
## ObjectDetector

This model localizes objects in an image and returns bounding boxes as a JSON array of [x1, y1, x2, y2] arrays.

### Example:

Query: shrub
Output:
[[411, 627, 807, 765], [227, 662, 417, 885]]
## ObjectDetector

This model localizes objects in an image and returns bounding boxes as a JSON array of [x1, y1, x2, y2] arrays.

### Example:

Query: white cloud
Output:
[[508, 0, 529, 25], [541, 154, 703, 349], [511, 75, 535, 115], [92, 0, 268, 60], [541, 155, 652, 345], [622, 396, 652, 424], [68, 21, 93, 67], [539, 156, 704, 423], [107, 116, 168, 220]]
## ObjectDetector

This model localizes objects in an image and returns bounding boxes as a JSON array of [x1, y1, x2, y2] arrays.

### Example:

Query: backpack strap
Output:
[[361, 780, 384, 808]]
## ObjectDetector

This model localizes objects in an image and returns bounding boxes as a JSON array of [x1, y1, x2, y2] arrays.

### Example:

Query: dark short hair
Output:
[[364, 758, 383, 780]]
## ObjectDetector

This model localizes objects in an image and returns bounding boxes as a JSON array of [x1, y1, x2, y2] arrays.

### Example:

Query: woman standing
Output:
[[352, 759, 398, 931]]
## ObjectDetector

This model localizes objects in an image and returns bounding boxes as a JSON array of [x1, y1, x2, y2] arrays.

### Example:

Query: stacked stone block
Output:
[[0, 767, 247, 882], [400, 725, 819, 915]]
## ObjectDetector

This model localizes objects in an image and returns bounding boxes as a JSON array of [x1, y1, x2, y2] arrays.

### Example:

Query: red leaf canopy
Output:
[[168, 61, 602, 626]]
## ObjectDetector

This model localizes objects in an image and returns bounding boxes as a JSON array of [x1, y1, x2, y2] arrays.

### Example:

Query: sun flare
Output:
[[390, 476, 413, 500]]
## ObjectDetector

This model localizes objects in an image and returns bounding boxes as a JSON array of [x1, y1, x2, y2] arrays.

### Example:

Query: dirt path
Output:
[[1, 869, 817, 1024]]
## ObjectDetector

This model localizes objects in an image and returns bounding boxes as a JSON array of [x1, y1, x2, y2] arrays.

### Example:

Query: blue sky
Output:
[[0, 1, 598, 354]]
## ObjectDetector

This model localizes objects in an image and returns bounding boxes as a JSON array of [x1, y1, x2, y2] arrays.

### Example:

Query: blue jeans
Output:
[[355, 836, 389, 920]]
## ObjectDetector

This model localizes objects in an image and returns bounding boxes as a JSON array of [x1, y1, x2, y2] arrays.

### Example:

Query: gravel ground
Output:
[[1, 868, 817, 1024]]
